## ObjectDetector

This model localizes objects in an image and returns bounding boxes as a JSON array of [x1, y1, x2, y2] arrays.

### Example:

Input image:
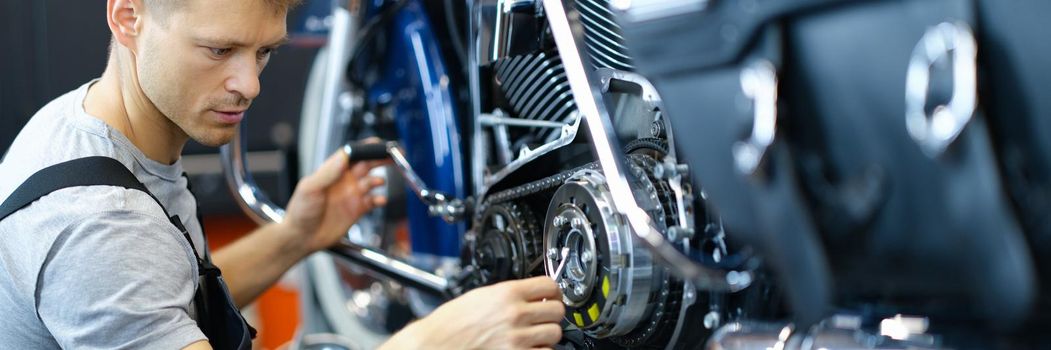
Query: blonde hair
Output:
[[145, 0, 303, 23]]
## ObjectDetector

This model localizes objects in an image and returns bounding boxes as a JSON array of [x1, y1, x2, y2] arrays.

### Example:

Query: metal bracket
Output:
[[345, 141, 470, 224], [905, 21, 977, 157], [733, 60, 778, 176]]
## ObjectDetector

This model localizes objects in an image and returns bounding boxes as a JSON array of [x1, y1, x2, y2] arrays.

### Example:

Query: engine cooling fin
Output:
[[493, 52, 577, 145], [576, 0, 634, 71]]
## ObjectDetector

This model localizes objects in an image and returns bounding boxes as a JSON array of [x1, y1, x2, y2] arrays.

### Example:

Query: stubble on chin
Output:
[[176, 111, 237, 147], [190, 126, 237, 147]]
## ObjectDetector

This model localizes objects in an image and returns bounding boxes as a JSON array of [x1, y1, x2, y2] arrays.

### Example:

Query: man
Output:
[[0, 0, 564, 349]]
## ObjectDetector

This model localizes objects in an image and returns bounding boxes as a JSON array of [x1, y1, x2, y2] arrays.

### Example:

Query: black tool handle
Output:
[[344, 141, 392, 162]]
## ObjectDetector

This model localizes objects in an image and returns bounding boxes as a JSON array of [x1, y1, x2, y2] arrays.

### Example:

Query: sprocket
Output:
[[470, 202, 543, 286]]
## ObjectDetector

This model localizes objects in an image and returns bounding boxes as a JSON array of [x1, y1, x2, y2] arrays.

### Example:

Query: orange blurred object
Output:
[[203, 214, 301, 350]]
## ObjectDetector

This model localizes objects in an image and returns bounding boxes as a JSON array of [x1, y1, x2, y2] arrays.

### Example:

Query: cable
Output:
[[444, 0, 468, 67], [345, 0, 412, 86]]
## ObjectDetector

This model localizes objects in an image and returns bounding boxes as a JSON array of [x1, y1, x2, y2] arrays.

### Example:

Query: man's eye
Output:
[[210, 47, 232, 57], [257, 47, 276, 60]]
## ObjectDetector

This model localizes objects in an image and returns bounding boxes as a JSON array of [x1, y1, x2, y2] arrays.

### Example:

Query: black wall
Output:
[[1, 0, 322, 214]]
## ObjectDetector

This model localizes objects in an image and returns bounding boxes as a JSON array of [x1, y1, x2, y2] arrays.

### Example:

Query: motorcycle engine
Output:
[[466, 0, 725, 348]]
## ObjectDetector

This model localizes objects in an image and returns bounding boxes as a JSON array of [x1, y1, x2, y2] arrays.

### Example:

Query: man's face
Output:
[[136, 0, 287, 147]]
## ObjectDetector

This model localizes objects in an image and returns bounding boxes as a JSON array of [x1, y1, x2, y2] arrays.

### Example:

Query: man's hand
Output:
[[382, 276, 566, 350], [282, 149, 390, 255], [213, 146, 390, 307]]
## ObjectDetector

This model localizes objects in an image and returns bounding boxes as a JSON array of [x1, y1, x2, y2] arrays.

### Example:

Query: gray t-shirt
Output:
[[0, 81, 209, 349]]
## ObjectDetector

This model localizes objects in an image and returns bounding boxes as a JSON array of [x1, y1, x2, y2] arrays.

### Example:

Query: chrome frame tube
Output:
[[594, 68, 693, 232], [328, 240, 452, 298], [312, 3, 355, 171], [479, 114, 568, 128], [542, 0, 750, 292], [293, 3, 391, 345], [491, 110, 515, 164], [470, 0, 488, 194], [220, 127, 286, 225], [492, 0, 537, 62]]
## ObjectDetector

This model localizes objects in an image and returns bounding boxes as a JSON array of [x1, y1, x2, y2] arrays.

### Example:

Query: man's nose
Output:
[[224, 55, 261, 101]]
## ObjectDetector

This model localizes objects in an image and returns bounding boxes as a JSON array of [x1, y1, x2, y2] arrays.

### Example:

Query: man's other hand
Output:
[[382, 276, 566, 350], [281, 147, 390, 255]]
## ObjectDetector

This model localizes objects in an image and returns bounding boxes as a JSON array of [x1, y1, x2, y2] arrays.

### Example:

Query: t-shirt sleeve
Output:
[[35, 210, 207, 350]]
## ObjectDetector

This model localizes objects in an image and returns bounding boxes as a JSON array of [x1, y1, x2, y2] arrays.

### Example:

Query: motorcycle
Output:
[[222, 0, 1051, 349]]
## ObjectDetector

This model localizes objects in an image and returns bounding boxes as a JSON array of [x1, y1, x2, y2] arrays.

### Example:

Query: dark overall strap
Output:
[[182, 172, 211, 260], [0, 157, 153, 220], [182, 172, 258, 340], [0, 156, 254, 348], [0, 156, 203, 261]]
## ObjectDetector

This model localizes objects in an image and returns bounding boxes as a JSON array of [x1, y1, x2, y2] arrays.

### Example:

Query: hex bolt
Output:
[[663, 163, 679, 178], [547, 248, 559, 260], [654, 163, 691, 179], [653, 163, 666, 179], [573, 284, 585, 296], [553, 215, 567, 227], [675, 164, 689, 176], [668, 226, 695, 241], [571, 218, 586, 230], [703, 311, 721, 329], [726, 270, 752, 288], [581, 250, 593, 264]]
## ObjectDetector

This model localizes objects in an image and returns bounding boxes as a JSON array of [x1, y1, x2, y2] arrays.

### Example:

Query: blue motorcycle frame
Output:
[[357, 0, 467, 262], [220, 1, 467, 346], [232, 0, 466, 265]]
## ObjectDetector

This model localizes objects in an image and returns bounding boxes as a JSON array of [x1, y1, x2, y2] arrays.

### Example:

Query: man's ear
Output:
[[107, 0, 144, 53]]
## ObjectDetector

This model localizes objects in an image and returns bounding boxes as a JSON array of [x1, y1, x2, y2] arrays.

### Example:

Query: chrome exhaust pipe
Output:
[[707, 317, 944, 350], [220, 123, 453, 299]]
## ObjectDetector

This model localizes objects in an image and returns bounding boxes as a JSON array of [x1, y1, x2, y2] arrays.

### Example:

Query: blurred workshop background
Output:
[[0, 1, 325, 348]]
